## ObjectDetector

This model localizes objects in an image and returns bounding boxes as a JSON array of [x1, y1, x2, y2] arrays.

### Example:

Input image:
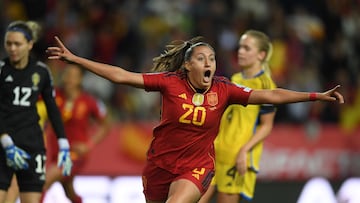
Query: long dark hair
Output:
[[151, 36, 214, 72]]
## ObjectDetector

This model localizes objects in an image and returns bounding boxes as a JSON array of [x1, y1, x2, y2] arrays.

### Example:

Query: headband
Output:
[[7, 26, 32, 41]]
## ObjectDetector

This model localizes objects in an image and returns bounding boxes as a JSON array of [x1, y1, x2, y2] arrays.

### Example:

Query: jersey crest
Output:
[[206, 92, 218, 106], [32, 72, 40, 91]]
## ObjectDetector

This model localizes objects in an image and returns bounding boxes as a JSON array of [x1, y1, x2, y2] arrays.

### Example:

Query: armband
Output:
[[309, 92, 317, 101]]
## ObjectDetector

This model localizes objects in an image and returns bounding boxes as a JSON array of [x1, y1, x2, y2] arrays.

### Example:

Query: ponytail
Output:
[[263, 41, 273, 76], [25, 21, 42, 43], [151, 36, 209, 72]]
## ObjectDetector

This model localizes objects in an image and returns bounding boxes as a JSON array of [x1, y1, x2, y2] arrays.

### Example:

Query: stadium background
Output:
[[0, 0, 359, 202]]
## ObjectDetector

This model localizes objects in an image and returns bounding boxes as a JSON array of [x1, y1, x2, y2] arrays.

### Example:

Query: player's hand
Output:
[[72, 142, 92, 157], [57, 138, 73, 176], [318, 85, 344, 104], [236, 149, 248, 176], [1, 134, 30, 170], [5, 145, 30, 170], [47, 36, 76, 64]]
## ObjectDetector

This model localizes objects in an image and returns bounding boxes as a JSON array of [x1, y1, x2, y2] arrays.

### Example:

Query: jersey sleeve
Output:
[[0, 62, 5, 135], [142, 72, 167, 92], [227, 83, 253, 106], [259, 76, 277, 115], [259, 104, 276, 115], [0, 114, 5, 135], [41, 66, 66, 139]]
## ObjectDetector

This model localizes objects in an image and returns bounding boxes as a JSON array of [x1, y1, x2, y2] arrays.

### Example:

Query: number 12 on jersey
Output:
[[13, 86, 32, 107]]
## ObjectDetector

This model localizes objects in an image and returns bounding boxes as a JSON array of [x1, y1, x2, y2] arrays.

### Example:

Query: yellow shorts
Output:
[[211, 163, 257, 200]]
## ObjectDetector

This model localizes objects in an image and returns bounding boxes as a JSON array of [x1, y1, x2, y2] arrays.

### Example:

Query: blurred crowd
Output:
[[0, 0, 359, 130]]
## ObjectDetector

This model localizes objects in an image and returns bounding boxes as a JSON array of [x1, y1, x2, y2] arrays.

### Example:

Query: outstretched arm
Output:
[[47, 36, 145, 88], [248, 85, 344, 105]]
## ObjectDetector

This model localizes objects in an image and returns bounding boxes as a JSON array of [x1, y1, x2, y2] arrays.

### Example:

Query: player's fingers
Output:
[[15, 157, 28, 169], [47, 47, 62, 52], [21, 160, 29, 169], [46, 49, 62, 57], [48, 56, 61, 60], [333, 84, 341, 90], [19, 149, 30, 159], [63, 164, 72, 176], [334, 91, 344, 104], [324, 85, 341, 95], [54, 36, 67, 50], [324, 95, 337, 102], [330, 85, 341, 93], [238, 167, 246, 176], [57, 160, 64, 168], [236, 163, 246, 175]]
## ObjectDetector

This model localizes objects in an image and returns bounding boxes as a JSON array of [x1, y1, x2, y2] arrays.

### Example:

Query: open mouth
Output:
[[204, 70, 211, 83]]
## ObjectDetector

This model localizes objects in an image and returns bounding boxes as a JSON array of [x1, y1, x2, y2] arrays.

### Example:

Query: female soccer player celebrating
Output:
[[0, 21, 72, 203], [47, 36, 343, 203]]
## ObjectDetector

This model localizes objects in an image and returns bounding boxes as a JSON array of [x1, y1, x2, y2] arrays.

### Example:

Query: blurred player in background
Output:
[[46, 36, 343, 203], [200, 30, 277, 203], [0, 21, 72, 203], [42, 64, 110, 203]]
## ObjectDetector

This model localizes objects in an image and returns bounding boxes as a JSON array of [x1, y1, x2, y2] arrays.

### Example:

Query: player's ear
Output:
[[184, 61, 191, 72], [257, 50, 266, 62], [28, 40, 34, 51]]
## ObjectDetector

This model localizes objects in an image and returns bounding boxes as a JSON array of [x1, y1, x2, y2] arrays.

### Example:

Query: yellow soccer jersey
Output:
[[214, 70, 276, 171]]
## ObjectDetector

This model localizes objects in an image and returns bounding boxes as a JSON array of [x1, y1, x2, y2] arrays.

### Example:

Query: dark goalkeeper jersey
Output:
[[0, 57, 65, 151]]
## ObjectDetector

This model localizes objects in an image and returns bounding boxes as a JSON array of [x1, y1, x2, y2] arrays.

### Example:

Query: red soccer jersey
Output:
[[55, 89, 106, 143], [143, 71, 252, 174], [46, 89, 106, 162]]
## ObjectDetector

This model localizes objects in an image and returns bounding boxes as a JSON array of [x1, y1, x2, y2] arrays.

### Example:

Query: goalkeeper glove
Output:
[[1, 134, 30, 170], [57, 138, 73, 176]]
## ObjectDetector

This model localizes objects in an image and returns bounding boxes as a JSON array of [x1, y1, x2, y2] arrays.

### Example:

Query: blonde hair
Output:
[[243, 30, 273, 75], [6, 20, 42, 43], [151, 36, 214, 72]]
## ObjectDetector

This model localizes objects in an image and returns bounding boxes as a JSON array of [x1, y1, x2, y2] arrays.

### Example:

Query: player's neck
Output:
[[11, 57, 29, 70], [65, 88, 81, 100], [241, 65, 263, 79], [187, 79, 209, 94]]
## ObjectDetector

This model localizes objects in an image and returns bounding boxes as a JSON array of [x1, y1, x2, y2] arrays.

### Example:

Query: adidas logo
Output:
[[5, 75, 13, 82], [178, 93, 187, 100]]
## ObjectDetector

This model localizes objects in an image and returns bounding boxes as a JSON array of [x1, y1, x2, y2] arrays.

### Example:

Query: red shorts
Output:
[[142, 160, 214, 201]]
